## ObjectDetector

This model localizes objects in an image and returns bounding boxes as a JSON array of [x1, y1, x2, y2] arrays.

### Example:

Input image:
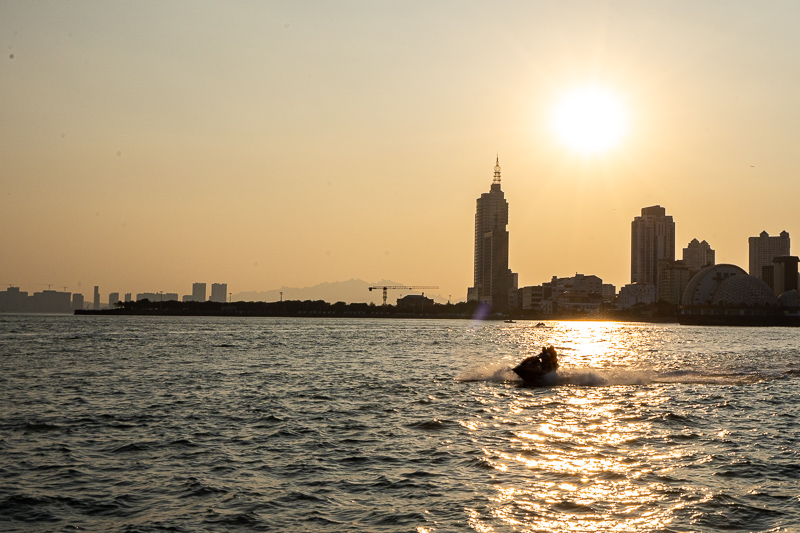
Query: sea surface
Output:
[[1, 315, 799, 532]]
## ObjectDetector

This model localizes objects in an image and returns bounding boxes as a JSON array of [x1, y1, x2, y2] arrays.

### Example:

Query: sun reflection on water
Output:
[[461, 321, 700, 532]]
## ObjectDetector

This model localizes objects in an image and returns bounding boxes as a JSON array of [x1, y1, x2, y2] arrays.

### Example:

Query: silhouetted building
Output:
[[210, 283, 227, 303], [749, 230, 790, 282], [683, 239, 715, 272], [72, 293, 84, 311], [1, 287, 72, 313], [93, 286, 100, 310], [193, 283, 207, 302], [108, 292, 120, 307], [631, 206, 675, 293], [467, 157, 516, 311], [658, 259, 692, 306], [0, 287, 29, 313], [396, 293, 434, 312], [137, 292, 179, 302], [601, 284, 617, 303], [518, 285, 550, 311], [772, 256, 799, 296], [545, 273, 603, 295], [677, 264, 800, 325], [618, 283, 656, 309], [32, 290, 72, 313], [124, 293, 132, 303]]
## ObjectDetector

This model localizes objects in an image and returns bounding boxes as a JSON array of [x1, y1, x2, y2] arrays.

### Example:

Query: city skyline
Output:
[[3, 2, 800, 302]]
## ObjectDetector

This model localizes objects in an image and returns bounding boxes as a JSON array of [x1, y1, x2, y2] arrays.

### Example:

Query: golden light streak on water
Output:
[[466, 322, 696, 531]]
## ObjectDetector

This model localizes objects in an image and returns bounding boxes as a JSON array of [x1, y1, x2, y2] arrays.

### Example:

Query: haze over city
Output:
[[3, 1, 800, 303]]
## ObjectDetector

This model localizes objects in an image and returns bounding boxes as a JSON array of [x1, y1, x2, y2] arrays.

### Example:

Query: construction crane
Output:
[[369, 285, 439, 306]]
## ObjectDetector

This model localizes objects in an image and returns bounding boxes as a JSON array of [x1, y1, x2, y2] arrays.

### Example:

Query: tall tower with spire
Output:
[[467, 157, 516, 310]]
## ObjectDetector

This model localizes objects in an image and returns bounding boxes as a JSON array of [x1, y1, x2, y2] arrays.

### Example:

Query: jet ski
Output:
[[512, 346, 559, 383]]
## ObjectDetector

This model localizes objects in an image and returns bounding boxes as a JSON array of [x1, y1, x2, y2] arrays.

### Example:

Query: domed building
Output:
[[679, 264, 799, 326]]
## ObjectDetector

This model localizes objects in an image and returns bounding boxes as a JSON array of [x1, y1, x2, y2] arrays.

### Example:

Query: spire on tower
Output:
[[493, 155, 501, 184]]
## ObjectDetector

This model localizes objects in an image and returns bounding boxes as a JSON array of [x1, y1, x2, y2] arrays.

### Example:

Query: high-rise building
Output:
[[772, 256, 799, 296], [192, 283, 207, 302], [631, 205, 675, 289], [210, 283, 228, 303], [32, 290, 72, 313], [467, 157, 516, 311], [72, 293, 84, 311], [682, 239, 715, 272], [658, 259, 692, 306], [108, 292, 120, 307], [0, 287, 29, 313], [93, 286, 100, 310], [749, 231, 790, 281]]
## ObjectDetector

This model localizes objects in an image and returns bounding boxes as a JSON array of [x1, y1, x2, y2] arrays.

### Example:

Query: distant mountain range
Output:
[[233, 279, 448, 305]]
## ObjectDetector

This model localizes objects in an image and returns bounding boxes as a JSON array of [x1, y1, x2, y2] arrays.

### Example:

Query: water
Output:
[[1, 315, 798, 532]]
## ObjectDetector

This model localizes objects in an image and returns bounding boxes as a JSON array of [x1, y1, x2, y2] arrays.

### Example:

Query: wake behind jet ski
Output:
[[512, 346, 559, 383]]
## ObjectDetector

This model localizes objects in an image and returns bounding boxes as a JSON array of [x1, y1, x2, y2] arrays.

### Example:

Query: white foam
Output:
[[457, 364, 657, 387], [456, 361, 518, 382]]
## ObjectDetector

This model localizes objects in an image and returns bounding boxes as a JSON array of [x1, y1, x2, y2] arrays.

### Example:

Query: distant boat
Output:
[[504, 319, 516, 323]]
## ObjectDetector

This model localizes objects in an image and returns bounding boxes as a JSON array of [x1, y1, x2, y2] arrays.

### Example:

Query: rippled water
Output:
[[1, 315, 798, 532]]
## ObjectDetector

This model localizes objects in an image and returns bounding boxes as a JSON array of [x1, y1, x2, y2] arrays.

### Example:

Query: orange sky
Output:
[[2, 1, 799, 302]]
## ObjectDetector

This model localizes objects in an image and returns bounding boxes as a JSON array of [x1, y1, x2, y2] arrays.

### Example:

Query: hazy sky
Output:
[[3, 1, 799, 302]]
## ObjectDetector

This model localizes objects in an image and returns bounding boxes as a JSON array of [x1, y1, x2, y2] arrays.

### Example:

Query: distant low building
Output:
[[518, 285, 550, 311], [136, 292, 179, 302], [396, 293, 434, 312], [601, 284, 616, 303], [554, 290, 603, 314], [618, 283, 656, 309], [545, 273, 603, 294], [658, 260, 692, 306]]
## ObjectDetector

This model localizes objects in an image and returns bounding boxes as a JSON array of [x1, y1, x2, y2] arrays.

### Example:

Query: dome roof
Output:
[[778, 289, 800, 307], [682, 264, 778, 307], [682, 264, 747, 306], [710, 275, 778, 307]]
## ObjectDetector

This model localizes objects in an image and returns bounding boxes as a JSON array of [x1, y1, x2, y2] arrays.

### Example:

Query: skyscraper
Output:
[[748, 230, 790, 281], [93, 286, 100, 310], [192, 282, 207, 302], [210, 283, 228, 303], [682, 238, 715, 272], [467, 157, 516, 310], [631, 205, 675, 287]]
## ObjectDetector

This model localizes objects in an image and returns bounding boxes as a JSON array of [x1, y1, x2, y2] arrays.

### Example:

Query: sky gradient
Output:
[[3, 1, 799, 302]]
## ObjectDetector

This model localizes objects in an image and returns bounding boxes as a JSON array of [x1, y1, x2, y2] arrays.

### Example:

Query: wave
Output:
[[457, 364, 784, 387], [456, 362, 518, 382], [456, 362, 655, 386]]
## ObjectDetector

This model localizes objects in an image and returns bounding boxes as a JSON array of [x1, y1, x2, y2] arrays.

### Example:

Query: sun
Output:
[[552, 87, 628, 154]]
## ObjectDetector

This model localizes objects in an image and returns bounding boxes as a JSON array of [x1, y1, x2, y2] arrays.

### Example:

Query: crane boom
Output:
[[368, 285, 439, 306]]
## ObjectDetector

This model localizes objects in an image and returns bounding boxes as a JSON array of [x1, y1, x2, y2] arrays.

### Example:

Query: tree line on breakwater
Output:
[[74, 298, 680, 322]]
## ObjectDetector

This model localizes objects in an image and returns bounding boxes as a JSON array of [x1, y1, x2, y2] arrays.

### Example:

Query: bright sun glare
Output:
[[552, 87, 628, 154]]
